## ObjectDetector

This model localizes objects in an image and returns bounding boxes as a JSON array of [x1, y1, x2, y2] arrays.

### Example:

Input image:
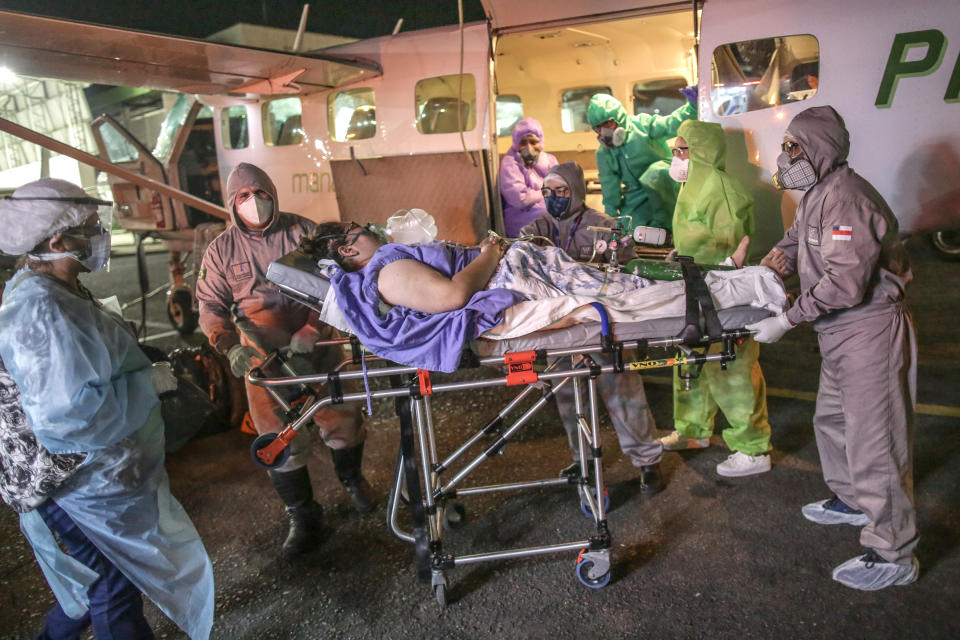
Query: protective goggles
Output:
[[781, 140, 803, 157]]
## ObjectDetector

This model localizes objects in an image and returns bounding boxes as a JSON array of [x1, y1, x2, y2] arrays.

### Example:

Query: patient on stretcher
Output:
[[298, 223, 786, 371]]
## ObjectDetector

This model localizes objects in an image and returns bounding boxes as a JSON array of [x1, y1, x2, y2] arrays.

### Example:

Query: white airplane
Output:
[[1, 0, 958, 332]]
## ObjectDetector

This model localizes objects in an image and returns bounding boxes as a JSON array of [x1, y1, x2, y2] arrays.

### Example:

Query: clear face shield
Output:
[[22, 197, 115, 272]]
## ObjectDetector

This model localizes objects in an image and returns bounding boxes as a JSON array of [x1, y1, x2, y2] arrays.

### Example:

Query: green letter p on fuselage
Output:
[[876, 29, 960, 107]]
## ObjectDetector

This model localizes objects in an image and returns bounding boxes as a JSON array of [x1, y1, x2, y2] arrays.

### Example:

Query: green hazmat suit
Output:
[[670, 120, 771, 456], [587, 94, 695, 230]]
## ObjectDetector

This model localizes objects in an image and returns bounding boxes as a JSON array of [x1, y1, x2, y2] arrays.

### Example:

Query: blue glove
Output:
[[680, 85, 698, 106]]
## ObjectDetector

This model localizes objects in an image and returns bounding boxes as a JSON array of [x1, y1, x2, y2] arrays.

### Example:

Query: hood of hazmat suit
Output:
[[775, 106, 912, 330], [587, 94, 694, 230], [672, 120, 753, 265], [499, 117, 558, 237], [197, 162, 319, 355], [519, 161, 633, 263]]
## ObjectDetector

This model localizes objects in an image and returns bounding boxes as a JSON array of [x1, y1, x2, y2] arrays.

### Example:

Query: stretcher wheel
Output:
[[576, 554, 611, 589], [579, 488, 610, 517], [442, 503, 467, 530], [249, 433, 290, 469], [434, 583, 447, 608]]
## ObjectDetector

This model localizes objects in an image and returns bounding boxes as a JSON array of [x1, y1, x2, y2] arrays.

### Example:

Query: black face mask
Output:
[[518, 146, 539, 167]]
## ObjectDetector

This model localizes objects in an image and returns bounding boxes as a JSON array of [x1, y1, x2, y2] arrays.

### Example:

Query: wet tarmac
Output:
[[1, 236, 958, 639]]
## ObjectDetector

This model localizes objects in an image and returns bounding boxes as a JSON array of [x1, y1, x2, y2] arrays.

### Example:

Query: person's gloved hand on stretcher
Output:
[[289, 323, 322, 354], [228, 344, 260, 377]]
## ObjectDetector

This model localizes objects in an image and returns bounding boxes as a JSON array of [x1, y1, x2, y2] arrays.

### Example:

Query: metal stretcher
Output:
[[248, 250, 769, 607]]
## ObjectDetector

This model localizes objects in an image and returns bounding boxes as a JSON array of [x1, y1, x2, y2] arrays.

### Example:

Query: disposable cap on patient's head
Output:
[[0, 178, 102, 255]]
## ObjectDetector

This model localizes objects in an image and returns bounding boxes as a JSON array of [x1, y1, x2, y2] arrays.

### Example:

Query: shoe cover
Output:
[[832, 553, 919, 591]]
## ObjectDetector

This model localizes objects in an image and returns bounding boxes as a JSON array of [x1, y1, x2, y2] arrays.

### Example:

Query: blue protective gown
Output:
[[0, 268, 214, 640]]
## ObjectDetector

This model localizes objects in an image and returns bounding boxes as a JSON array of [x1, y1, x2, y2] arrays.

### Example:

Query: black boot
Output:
[[639, 463, 664, 495], [268, 467, 324, 558], [331, 443, 376, 514]]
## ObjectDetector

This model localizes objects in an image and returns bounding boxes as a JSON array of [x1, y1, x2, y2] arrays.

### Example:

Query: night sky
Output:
[[0, 0, 487, 40]]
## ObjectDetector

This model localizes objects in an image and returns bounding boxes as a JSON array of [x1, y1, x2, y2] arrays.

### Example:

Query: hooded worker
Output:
[[748, 106, 918, 591], [196, 162, 374, 559], [0, 179, 214, 639], [587, 90, 696, 230], [657, 120, 772, 479], [500, 117, 558, 237], [520, 161, 664, 493]]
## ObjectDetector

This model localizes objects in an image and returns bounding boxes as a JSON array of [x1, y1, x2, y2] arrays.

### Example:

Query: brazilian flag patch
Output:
[[198, 268, 206, 280]]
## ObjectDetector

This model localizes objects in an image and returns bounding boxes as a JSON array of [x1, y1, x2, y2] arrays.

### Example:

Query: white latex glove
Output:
[[289, 325, 320, 354], [665, 249, 678, 262], [147, 361, 178, 395], [228, 344, 260, 377], [746, 314, 794, 343]]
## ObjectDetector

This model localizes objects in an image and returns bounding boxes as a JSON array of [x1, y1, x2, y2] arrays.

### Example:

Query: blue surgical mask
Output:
[[545, 195, 571, 218]]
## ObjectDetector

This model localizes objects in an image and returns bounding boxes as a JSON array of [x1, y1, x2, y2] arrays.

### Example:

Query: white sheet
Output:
[[482, 266, 787, 339]]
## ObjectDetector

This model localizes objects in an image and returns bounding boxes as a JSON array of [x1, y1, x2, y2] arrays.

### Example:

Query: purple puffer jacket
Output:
[[499, 118, 558, 237]]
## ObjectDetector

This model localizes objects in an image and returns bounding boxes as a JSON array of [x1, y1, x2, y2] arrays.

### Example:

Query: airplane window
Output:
[[561, 86, 612, 133], [711, 35, 820, 116], [98, 122, 139, 164], [632, 78, 687, 116], [154, 94, 195, 161], [415, 74, 476, 134], [262, 97, 304, 146], [328, 88, 376, 142], [496, 95, 523, 138], [220, 105, 249, 150]]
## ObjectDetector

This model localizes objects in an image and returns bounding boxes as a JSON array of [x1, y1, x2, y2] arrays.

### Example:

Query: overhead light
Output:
[[0, 66, 18, 86]]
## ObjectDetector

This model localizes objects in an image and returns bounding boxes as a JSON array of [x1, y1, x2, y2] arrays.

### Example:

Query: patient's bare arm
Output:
[[378, 237, 507, 313]]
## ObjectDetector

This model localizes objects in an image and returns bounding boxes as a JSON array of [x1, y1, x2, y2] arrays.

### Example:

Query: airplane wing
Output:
[[0, 10, 381, 95]]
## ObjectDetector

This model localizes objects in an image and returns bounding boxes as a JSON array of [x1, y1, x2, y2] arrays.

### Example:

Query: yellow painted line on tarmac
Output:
[[642, 375, 960, 419]]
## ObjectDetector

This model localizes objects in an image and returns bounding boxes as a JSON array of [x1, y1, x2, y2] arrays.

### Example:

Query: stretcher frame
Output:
[[247, 324, 751, 607]]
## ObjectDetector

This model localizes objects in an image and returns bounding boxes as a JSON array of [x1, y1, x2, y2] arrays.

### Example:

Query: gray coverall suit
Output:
[[196, 163, 364, 472], [521, 161, 662, 467], [775, 107, 917, 564]]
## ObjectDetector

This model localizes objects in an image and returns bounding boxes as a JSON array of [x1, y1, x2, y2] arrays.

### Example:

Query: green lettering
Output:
[[292, 173, 310, 192], [308, 173, 319, 192], [317, 172, 334, 192], [946, 52, 960, 103], [875, 29, 947, 108]]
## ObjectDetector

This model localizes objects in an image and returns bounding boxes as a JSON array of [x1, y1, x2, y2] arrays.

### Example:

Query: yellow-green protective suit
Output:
[[671, 120, 771, 455], [587, 94, 695, 230]]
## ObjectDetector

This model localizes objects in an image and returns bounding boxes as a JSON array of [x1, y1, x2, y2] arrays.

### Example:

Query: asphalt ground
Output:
[[1, 236, 958, 639]]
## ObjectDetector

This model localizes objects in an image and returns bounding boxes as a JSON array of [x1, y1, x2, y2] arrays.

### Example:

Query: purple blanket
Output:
[[328, 243, 527, 372]]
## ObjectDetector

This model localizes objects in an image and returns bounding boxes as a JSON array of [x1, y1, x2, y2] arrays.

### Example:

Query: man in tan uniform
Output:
[[748, 106, 918, 590], [197, 163, 373, 559]]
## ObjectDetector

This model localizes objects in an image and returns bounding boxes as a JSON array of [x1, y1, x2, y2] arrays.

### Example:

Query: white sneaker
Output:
[[716, 451, 771, 477], [659, 430, 710, 451], [832, 550, 919, 591]]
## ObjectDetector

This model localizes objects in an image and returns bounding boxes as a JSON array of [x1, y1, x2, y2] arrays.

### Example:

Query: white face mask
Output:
[[669, 157, 689, 183], [597, 126, 626, 148], [237, 195, 274, 226]]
